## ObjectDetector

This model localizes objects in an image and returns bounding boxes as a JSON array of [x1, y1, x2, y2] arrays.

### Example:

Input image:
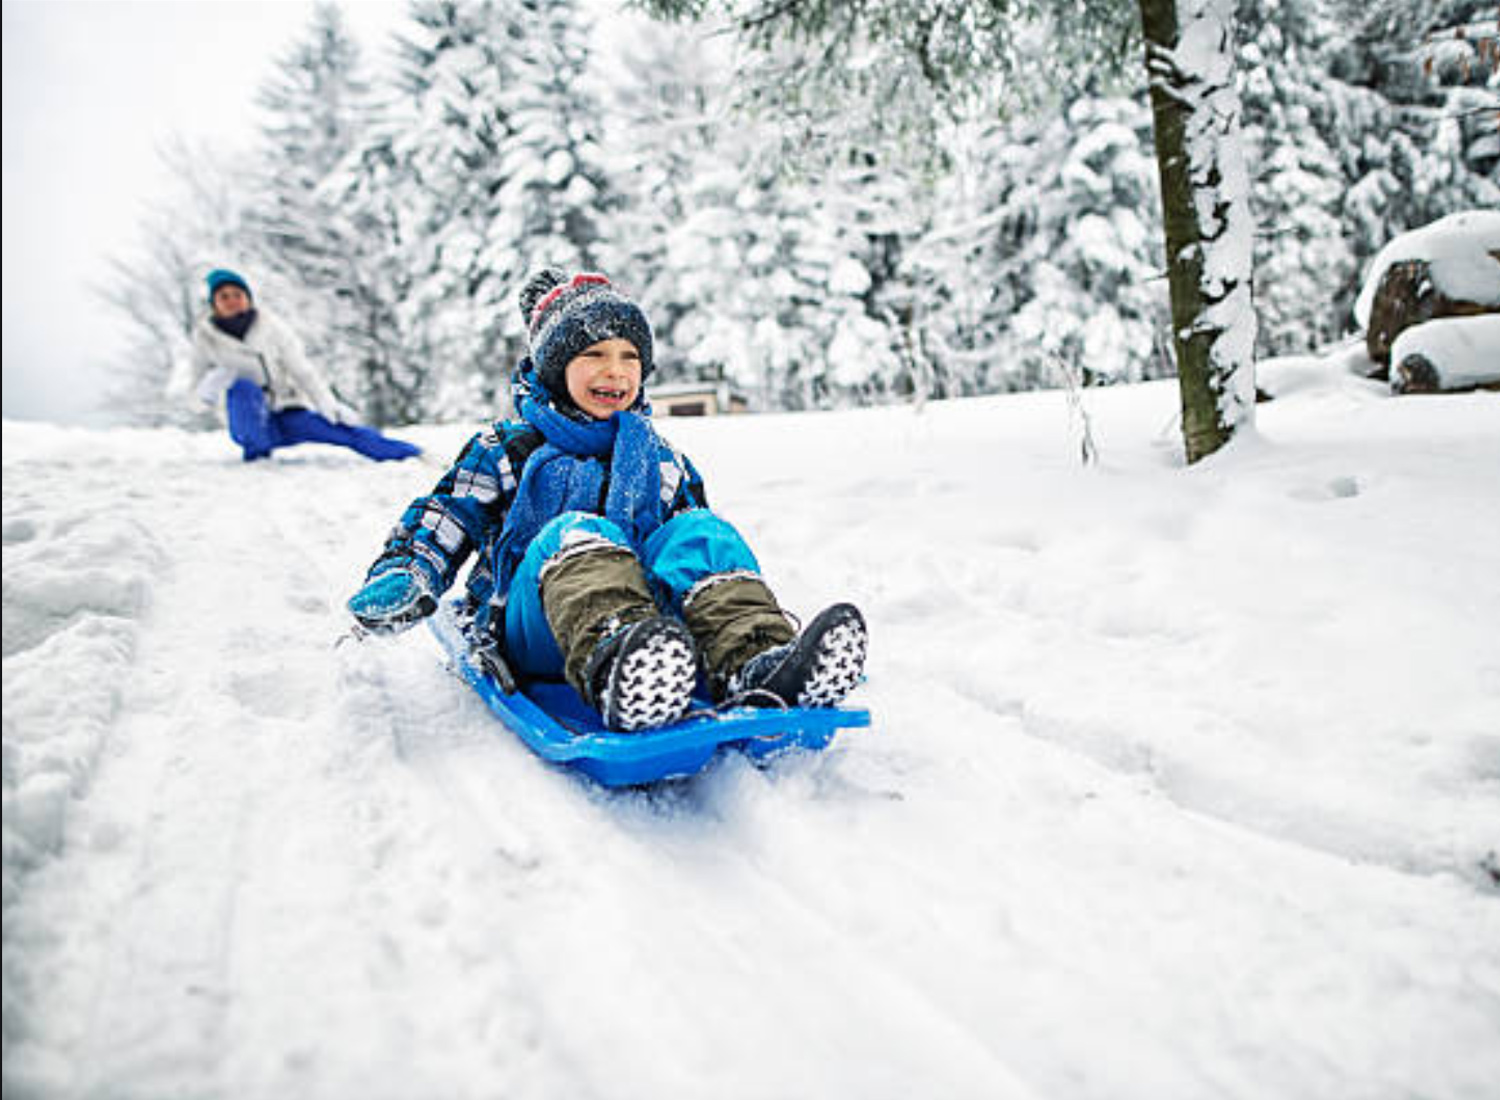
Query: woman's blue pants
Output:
[[226, 378, 420, 462]]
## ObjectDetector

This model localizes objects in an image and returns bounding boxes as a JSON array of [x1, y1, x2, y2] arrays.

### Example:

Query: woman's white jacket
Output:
[[188, 309, 342, 417]]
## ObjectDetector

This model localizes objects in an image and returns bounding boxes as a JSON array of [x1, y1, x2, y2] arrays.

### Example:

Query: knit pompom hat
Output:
[[205, 268, 252, 302], [519, 269, 654, 397]]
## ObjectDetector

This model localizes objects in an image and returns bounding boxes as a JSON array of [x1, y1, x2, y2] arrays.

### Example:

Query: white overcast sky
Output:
[[2, 0, 405, 425]]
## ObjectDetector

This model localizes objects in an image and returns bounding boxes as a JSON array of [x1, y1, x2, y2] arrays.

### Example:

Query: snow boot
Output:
[[722, 603, 868, 709], [582, 617, 699, 732], [541, 543, 697, 730], [682, 574, 796, 697]]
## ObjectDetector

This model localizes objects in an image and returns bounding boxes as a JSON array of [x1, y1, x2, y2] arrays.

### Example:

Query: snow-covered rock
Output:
[[1354, 210, 1500, 371]]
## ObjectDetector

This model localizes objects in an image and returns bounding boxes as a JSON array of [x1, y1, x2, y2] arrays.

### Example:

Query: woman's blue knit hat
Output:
[[519, 269, 654, 396], [205, 268, 252, 302]]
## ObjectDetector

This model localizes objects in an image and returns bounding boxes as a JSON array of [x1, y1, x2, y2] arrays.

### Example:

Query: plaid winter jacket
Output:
[[363, 419, 708, 620]]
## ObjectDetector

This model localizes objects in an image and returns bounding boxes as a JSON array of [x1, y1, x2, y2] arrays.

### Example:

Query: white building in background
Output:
[[650, 380, 749, 417]]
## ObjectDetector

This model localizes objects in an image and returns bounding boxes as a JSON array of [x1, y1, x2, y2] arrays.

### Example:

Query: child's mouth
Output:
[[591, 387, 628, 405]]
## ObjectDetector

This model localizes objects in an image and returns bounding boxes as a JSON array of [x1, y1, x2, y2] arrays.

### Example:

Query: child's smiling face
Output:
[[564, 338, 642, 419]]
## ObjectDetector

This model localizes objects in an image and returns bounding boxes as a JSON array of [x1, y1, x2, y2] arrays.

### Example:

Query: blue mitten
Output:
[[347, 570, 436, 634]]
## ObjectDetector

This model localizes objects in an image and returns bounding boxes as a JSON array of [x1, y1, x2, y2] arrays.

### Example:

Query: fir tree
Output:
[[1239, 0, 1499, 349], [914, 96, 1169, 397], [641, 0, 1257, 462], [244, 2, 402, 421], [597, 15, 917, 409], [96, 139, 254, 428], [382, 0, 615, 419], [1235, 0, 1363, 356]]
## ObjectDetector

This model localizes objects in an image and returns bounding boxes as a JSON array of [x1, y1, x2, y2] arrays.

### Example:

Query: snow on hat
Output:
[[206, 268, 252, 302], [519, 268, 654, 397]]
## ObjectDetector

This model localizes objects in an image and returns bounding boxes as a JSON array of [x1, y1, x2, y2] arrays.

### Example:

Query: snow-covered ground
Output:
[[4, 363, 1498, 1100]]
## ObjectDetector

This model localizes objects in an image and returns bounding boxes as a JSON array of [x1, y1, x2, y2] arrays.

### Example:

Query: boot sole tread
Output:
[[796, 618, 869, 708], [604, 625, 698, 731]]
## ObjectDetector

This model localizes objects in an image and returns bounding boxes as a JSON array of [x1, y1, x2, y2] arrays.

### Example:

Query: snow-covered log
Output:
[[1390, 314, 1500, 394], [1355, 210, 1500, 376]]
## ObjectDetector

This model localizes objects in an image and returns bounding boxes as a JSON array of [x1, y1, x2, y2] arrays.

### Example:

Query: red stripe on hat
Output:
[[530, 273, 612, 328]]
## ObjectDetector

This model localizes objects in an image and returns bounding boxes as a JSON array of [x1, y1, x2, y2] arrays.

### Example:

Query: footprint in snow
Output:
[[1290, 474, 1362, 502]]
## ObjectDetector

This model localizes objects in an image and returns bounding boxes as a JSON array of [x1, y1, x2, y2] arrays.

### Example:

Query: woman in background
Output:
[[187, 267, 420, 463]]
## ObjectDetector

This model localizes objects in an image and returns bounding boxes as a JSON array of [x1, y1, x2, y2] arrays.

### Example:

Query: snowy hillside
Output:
[[4, 364, 1499, 1099]]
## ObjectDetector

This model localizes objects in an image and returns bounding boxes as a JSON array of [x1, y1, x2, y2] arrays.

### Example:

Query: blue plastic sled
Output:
[[429, 605, 870, 787]]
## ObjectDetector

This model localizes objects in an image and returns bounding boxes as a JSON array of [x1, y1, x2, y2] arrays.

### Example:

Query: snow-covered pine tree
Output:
[[483, 0, 612, 273], [1235, 0, 1363, 357], [596, 16, 923, 409], [661, 120, 921, 411], [590, 17, 743, 388], [375, 0, 509, 418], [317, 106, 433, 426], [243, 3, 410, 421], [815, 144, 933, 407], [1335, 0, 1500, 306], [912, 96, 1169, 397], [382, 0, 614, 419], [1412, 10, 1500, 177], [601, 51, 825, 410], [639, 0, 1256, 461], [1237, 0, 1499, 356], [96, 139, 257, 428]]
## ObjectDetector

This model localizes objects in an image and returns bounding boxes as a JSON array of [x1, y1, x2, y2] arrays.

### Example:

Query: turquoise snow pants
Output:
[[503, 509, 763, 680]]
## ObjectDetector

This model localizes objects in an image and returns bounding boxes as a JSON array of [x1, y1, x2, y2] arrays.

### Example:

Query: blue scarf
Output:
[[493, 370, 664, 594]]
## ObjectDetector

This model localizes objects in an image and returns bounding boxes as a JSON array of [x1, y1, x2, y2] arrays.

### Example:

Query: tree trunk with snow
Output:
[[1138, 0, 1258, 463]]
